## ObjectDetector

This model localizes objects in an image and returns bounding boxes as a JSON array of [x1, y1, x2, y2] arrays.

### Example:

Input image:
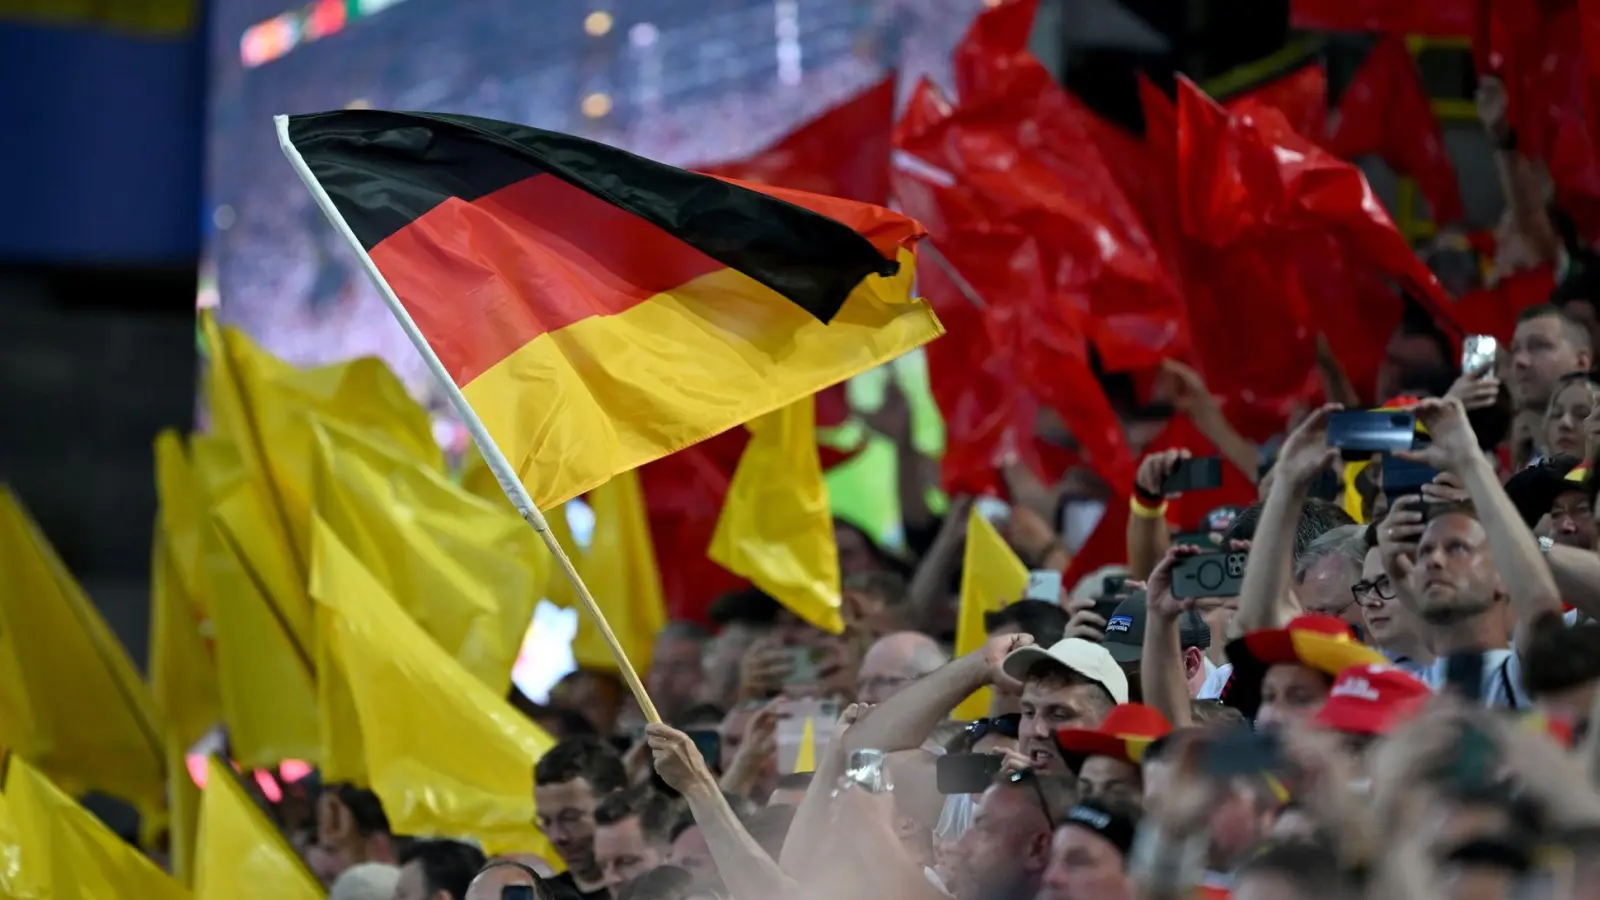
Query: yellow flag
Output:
[[0, 488, 165, 814], [200, 311, 441, 605], [312, 419, 542, 689], [952, 507, 1029, 720], [573, 470, 667, 673], [193, 757, 319, 900], [310, 519, 558, 855], [152, 435, 222, 747], [151, 518, 220, 885], [199, 510, 318, 769], [1, 755, 189, 900], [709, 396, 843, 633]]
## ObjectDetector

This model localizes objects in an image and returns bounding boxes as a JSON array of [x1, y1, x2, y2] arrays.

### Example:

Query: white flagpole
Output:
[[274, 115, 660, 723]]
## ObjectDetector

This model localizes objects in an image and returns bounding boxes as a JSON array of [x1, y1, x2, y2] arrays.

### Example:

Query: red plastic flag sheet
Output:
[[1223, 61, 1330, 146], [1290, 0, 1476, 37], [1328, 37, 1465, 224]]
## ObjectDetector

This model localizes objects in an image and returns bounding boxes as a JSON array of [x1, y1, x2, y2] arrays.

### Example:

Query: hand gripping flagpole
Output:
[[274, 116, 661, 724]]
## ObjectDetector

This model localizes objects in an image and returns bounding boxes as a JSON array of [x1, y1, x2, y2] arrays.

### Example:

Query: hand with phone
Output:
[[1394, 397, 1484, 474], [1135, 448, 1192, 499], [1446, 361, 1501, 412], [1377, 494, 1426, 590], [719, 698, 781, 797], [1276, 404, 1344, 489], [736, 638, 793, 701]]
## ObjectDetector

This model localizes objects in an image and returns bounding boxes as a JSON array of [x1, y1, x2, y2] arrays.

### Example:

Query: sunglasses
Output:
[[1008, 768, 1056, 831], [967, 714, 1021, 742]]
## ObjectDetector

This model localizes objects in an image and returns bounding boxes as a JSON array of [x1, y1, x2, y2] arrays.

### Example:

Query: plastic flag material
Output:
[[193, 757, 320, 900], [1328, 37, 1464, 223], [701, 74, 897, 205], [710, 397, 844, 634], [198, 500, 318, 769], [1223, 62, 1329, 146], [951, 507, 1028, 720], [151, 432, 222, 752], [575, 469, 671, 667], [1, 755, 188, 900], [312, 419, 542, 690], [151, 439, 222, 885], [794, 717, 817, 774], [0, 488, 165, 816], [310, 520, 558, 855], [201, 311, 442, 646]]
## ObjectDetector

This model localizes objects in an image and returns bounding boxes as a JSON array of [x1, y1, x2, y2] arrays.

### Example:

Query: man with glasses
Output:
[[946, 768, 1075, 900], [1355, 523, 1434, 675], [855, 631, 949, 705]]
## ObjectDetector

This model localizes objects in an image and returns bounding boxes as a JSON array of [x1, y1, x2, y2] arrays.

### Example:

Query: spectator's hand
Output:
[[1397, 397, 1482, 473], [996, 748, 1033, 775], [863, 379, 913, 445], [1419, 471, 1469, 506], [1005, 505, 1060, 564], [1146, 544, 1203, 621], [1446, 363, 1501, 411], [646, 723, 718, 795], [978, 633, 1034, 690], [720, 698, 781, 795], [1064, 593, 1107, 641], [1161, 358, 1222, 422], [1584, 404, 1600, 464], [1377, 495, 1426, 584], [1275, 403, 1343, 488], [1476, 75, 1511, 143], [1135, 448, 1193, 498], [737, 637, 792, 701]]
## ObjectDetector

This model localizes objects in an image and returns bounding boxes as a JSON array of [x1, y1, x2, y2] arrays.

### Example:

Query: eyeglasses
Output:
[[1350, 575, 1397, 606], [967, 714, 1021, 742], [1008, 768, 1056, 831]]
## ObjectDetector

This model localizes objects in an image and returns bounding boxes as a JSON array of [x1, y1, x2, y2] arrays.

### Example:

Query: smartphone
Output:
[[936, 752, 1003, 794], [1203, 727, 1284, 778], [1462, 334, 1498, 377], [1091, 595, 1123, 625], [502, 886, 536, 900], [1024, 569, 1064, 603], [685, 729, 721, 765], [1382, 454, 1441, 500], [783, 646, 820, 686], [1327, 410, 1417, 455], [1170, 551, 1248, 599], [1161, 456, 1224, 495], [1443, 652, 1486, 702]]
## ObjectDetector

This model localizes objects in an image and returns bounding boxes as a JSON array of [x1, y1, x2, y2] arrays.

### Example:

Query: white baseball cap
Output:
[[1000, 638, 1129, 705]]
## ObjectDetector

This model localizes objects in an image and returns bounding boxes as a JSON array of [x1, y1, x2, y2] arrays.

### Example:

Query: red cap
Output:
[[1054, 703, 1173, 766], [1312, 664, 1430, 736]]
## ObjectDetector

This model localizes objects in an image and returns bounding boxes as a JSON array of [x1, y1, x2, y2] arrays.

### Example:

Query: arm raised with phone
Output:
[[1231, 405, 1343, 639]]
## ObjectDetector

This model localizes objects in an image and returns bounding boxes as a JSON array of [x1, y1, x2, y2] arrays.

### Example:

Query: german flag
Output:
[[277, 111, 943, 510]]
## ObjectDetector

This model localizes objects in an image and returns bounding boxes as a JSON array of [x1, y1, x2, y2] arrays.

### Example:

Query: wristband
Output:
[[1133, 483, 1164, 505], [1130, 497, 1169, 519]]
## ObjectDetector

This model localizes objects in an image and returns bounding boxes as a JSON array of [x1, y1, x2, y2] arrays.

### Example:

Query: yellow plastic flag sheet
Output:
[[951, 506, 1028, 720], [571, 469, 667, 673], [311, 519, 558, 855], [1, 755, 188, 900], [193, 757, 321, 900], [709, 395, 844, 633], [199, 510, 318, 769], [312, 419, 542, 689], [0, 488, 165, 815]]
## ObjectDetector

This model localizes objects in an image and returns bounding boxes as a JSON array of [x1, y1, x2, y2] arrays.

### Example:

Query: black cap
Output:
[[1061, 801, 1138, 857], [1503, 454, 1591, 527], [1101, 592, 1211, 664]]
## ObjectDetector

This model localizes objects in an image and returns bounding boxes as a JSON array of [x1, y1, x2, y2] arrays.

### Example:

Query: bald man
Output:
[[462, 857, 552, 900], [856, 631, 949, 705]]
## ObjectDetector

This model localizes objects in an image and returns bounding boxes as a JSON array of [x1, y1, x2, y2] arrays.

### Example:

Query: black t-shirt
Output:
[[542, 872, 610, 900]]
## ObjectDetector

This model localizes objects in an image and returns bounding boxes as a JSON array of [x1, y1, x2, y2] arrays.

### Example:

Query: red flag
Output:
[[1328, 37, 1465, 223], [1290, 0, 1476, 36], [1224, 62, 1329, 145], [700, 75, 897, 205]]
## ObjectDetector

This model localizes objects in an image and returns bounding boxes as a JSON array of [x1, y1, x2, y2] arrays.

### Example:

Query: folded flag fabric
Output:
[[194, 757, 321, 900], [951, 507, 1029, 720], [278, 110, 943, 511]]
